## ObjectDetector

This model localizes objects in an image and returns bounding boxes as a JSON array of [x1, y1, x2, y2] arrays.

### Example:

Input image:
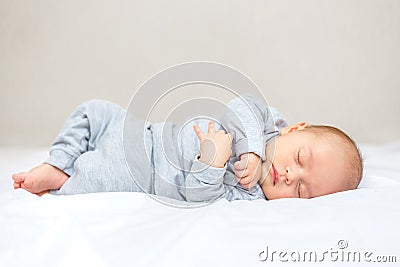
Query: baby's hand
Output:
[[193, 121, 233, 168], [234, 152, 262, 189]]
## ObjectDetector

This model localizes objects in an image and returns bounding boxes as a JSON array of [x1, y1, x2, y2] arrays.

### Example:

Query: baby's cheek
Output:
[[266, 186, 293, 200]]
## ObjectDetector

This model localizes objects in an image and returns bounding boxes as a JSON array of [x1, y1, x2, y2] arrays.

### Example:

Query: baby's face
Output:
[[260, 126, 350, 200]]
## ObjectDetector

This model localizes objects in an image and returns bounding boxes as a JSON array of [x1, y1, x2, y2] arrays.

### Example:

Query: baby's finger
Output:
[[239, 176, 253, 187], [207, 121, 216, 134], [235, 168, 248, 178], [234, 159, 247, 171], [193, 124, 206, 141]]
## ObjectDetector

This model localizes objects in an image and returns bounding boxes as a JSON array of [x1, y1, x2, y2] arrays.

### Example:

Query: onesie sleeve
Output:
[[185, 156, 227, 202], [219, 94, 284, 161], [185, 158, 267, 202]]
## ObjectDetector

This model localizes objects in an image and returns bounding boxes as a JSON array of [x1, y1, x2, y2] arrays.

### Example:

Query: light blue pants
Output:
[[46, 100, 153, 195]]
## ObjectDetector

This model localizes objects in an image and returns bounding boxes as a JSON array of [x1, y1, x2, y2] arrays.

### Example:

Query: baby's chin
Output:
[[262, 188, 280, 200], [260, 173, 288, 200], [260, 175, 279, 200]]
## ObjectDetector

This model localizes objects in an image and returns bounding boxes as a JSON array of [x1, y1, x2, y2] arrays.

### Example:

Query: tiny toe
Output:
[[13, 182, 21, 189], [12, 173, 27, 183]]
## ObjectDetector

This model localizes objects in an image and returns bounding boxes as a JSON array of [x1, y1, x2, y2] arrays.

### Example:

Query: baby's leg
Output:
[[12, 163, 69, 195], [12, 100, 126, 196]]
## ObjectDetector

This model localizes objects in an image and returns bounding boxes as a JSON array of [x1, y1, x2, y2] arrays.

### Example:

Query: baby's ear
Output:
[[280, 122, 308, 135]]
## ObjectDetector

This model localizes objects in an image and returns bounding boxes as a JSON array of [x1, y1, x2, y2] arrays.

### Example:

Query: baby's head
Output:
[[260, 122, 363, 200]]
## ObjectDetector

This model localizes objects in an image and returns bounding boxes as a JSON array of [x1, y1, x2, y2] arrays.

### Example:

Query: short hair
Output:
[[303, 125, 363, 190]]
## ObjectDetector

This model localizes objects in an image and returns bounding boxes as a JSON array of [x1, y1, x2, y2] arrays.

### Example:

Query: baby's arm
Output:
[[220, 94, 279, 188], [184, 121, 233, 202]]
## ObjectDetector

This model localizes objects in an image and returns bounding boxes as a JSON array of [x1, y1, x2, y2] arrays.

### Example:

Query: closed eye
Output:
[[297, 182, 301, 198], [296, 148, 301, 166]]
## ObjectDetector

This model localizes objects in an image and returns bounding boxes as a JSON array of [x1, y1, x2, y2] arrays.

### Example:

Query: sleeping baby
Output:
[[12, 94, 363, 202]]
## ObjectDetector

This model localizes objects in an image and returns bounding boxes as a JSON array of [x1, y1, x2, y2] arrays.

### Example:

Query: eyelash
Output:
[[297, 182, 301, 198], [296, 149, 301, 197], [297, 149, 301, 166]]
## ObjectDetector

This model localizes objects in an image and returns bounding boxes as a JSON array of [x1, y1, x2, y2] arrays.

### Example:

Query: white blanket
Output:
[[1, 142, 399, 267]]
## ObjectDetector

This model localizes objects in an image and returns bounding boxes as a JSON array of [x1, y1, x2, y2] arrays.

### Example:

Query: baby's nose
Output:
[[284, 167, 300, 184]]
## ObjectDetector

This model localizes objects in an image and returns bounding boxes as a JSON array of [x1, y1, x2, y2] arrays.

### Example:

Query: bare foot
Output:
[[12, 163, 69, 195]]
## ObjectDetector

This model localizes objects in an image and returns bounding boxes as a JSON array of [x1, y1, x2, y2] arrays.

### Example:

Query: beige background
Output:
[[1, 0, 399, 146]]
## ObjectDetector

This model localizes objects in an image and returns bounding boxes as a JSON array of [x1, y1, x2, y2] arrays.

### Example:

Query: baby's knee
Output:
[[75, 99, 122, 117], [79, 99, 115, 110]]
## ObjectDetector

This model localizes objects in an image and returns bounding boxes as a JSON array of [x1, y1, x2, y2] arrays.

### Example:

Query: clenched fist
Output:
[[193, 121, 233, 168], [234, 152, 262, 189]]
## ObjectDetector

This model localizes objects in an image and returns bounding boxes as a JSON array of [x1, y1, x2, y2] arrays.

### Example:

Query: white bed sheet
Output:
[[0, 142, 400, 267]]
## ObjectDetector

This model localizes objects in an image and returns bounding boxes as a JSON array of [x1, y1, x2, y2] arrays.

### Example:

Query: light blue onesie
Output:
[[46, 94, 287, 202]]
